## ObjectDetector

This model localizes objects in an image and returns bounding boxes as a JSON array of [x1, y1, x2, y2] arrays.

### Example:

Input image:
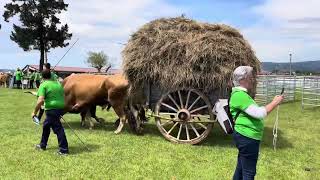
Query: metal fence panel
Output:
[[302, 76, 320, 109], [256, 75, 296, 105]]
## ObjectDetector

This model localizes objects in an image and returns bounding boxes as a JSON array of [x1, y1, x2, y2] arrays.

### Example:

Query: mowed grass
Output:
[[0, 88, 319, 180]]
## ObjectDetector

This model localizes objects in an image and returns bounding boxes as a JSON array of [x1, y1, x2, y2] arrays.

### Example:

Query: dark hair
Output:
[[42, 69, 51, 79], [44, 63, 51, 70]]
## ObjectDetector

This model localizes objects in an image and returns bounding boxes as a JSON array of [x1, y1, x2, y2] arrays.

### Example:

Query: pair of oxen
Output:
[[62, 73, 146, 134]]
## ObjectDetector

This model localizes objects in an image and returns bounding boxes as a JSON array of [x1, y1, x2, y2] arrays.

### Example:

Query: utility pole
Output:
[[289, 53, 292, 76]]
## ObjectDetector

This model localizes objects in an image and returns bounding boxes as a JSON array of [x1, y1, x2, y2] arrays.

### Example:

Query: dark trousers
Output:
[[233, 131, 260, 180], [29, 80, 34, 89], [36, 80, 40, 88], [40, 109, 69, 153], [16, 80, 21, 89], [38, 108, 45, 121]]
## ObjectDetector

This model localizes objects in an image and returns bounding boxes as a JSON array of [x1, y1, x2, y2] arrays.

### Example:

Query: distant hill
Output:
[[261, 60, 320, 73], [0, 69, 14, 73]]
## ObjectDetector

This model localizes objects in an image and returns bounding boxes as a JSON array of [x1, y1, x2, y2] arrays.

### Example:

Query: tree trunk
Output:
[[105, 65, 111, 73], [39, 47, 45, 72], [39, 18, 45, 72]]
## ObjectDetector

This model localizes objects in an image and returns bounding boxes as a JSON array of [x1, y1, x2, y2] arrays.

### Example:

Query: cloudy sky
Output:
[[1, 0, 320, 69]]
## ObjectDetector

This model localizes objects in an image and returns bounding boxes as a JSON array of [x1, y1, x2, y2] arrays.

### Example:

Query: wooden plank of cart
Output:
[[122, 17, 261, 144]]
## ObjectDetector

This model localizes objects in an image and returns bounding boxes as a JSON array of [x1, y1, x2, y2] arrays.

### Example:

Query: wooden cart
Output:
[[136, 82, 228, 144]]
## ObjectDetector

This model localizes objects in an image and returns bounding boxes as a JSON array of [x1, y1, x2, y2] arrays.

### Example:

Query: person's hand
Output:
[[31, 112, 36, 118], [273, 95, 284, 105]]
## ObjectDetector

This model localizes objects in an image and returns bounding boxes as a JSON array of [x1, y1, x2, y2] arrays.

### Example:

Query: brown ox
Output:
[[0, 73, 10, 88], [63, 74, 129, 134]]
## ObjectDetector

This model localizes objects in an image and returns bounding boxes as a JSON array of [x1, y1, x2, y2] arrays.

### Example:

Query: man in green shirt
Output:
[[15, 68, 23, 89], [44, 63, 59, 81], [230, 66, 284, 180], [29, 70, 35, 89], [32, 69, 68, 155], [36, 62, 60, 122], [34, 70, 41, 88]]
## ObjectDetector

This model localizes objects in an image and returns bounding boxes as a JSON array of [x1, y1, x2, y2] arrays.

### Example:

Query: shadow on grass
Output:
[[68, 143, 100, 155], [140, 123, 293, 149], [42, 143, 100, 155], [62, 118, 293, 149], [62, 119, 119, 132], [200, 126, 293, 149]]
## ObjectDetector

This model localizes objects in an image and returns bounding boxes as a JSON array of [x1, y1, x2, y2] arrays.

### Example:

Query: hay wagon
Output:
[[123, 17, 260, 144], [141, 83, 225, 144]]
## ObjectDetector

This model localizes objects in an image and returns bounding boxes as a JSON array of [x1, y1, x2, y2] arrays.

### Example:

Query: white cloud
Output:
[[0, 0, 184, 69], [61, 0, 183, 42], [242, 0, 320, 62], [253, 0, 320, 21], [56, 0, 184, 68]]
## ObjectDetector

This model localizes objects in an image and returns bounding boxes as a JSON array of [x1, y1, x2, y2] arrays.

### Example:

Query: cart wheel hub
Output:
[[177, 109, 191, 121]]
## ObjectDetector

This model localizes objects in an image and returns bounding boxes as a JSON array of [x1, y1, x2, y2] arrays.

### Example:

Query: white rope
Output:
[[273, 105, 280, 151]]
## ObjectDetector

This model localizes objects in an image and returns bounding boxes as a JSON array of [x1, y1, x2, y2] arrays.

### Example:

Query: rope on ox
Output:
[[60, 116, 91, 152]]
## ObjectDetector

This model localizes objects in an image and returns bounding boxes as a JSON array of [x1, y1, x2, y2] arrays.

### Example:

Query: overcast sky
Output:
[[1, 0, 320, 69]]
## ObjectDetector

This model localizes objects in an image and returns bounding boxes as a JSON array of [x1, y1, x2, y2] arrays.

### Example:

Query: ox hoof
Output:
[[114, 123, 124, 134], [97, 118, 105, 123], [136, 127, 144, 135]]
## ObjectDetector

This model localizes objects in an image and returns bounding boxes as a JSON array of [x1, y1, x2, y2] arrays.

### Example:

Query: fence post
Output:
[[293, 75, 296, 101], [302, 76, 305, 110]]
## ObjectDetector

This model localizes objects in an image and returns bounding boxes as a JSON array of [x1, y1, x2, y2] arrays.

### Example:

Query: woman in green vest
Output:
[[230, 66, 284, 180]]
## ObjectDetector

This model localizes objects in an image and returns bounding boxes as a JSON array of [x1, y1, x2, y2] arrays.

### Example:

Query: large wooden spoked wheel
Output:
[[155, 89, 215, 144]]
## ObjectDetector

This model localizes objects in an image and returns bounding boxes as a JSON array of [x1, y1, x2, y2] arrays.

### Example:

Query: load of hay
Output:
[[122, 17, 260, 93]]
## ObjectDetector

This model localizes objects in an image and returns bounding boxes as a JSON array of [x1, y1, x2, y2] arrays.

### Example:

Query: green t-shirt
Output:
[[37, 80, 65, 110], [51, 72, 58, 81], [15, 71, 22, 80], [30, 72, 35, 79], [230, 87, 264, 140], [34, 72, 41, 81]]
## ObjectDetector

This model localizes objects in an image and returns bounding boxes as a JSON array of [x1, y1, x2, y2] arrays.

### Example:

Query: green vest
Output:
[[15, 71, 22, 80], [230, 87, 264, 140], [34, 72, 41, 81]]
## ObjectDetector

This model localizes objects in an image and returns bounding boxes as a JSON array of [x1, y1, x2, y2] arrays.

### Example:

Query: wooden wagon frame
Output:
[[131, 81, 229, 145]]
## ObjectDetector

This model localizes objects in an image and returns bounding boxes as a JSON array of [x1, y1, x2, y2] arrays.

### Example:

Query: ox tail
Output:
[[110, 83, 129, 99]]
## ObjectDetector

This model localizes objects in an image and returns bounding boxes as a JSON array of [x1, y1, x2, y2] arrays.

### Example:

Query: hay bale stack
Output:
[[122, 17, 260, 92]]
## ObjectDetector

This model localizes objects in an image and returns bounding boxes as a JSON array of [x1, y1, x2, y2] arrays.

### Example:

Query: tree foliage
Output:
[[86, 51, 110, 72], [3, 0, 72, 71]]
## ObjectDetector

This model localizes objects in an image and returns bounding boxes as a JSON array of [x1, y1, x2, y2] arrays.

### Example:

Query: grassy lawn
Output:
[[0, 88, 319, 179]]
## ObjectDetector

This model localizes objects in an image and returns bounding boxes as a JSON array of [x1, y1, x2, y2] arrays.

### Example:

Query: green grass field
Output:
[[0, 88, 319, 179]]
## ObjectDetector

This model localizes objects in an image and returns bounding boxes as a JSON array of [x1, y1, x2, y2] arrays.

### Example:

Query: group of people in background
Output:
[[13, 64, 57, 89], [14, 68, 41, 89]]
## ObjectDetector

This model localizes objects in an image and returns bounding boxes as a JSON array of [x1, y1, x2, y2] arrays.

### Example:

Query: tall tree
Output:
[[86, 51, 110, 73], [3, 0, 72, 71]]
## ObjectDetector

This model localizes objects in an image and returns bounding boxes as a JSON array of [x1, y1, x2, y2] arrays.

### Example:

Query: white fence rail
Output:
[[255, 75, 296, 105], [302, 76, 320, 109], [255, 75, 320, 109]]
